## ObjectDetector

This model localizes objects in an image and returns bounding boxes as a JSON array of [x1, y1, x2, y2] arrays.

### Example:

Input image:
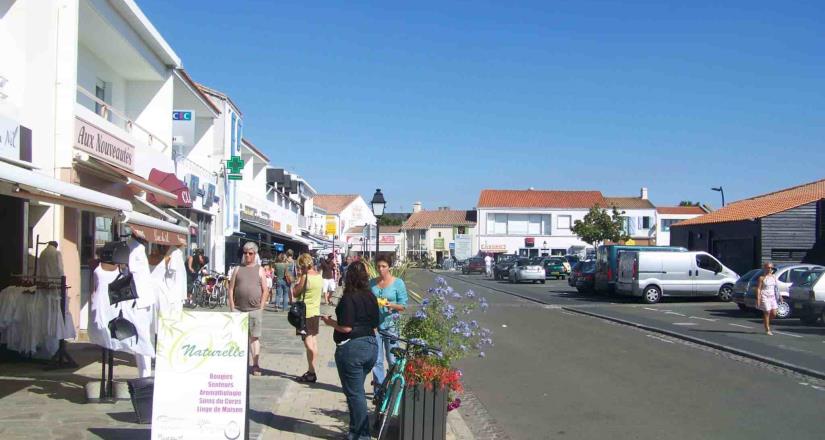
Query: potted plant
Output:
[[397, 276, 493, 440]]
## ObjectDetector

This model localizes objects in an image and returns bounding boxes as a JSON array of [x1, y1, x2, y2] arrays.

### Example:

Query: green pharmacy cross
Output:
[[226, 155, 245, 181]]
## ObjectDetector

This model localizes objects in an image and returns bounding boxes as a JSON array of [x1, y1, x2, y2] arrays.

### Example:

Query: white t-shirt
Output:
[[484, 256, 493, 267]]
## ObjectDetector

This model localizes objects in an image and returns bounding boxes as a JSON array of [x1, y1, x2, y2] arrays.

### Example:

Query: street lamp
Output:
[[711, 186, 725, 207], [370, 189, 386, 260]]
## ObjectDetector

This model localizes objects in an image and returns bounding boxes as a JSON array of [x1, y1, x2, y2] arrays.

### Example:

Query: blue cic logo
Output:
[[173, 111, 192, 121]]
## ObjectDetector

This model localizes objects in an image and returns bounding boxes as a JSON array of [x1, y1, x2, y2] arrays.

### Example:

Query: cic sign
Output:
[[74, 117, 135, 171]]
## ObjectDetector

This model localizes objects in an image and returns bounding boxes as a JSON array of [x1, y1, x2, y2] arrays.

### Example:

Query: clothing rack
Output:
[[8, 274, 77, 369]]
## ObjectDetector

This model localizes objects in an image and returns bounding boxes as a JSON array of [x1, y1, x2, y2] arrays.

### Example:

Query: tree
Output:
[[679, 201, 701, 206], [378, 216, 404, 226], [572, 205, 631, 248]]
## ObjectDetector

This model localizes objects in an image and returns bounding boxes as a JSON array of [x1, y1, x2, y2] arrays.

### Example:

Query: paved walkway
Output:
[[0, 292, 473, 439]]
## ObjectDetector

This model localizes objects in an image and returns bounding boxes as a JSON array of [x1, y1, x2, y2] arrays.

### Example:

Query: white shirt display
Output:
[[128, 238, 157, 310], [88, 264, 155, 357], [38, 244, 65, 280], [151, 246, 187, 320], [0, 285, 75, 356]]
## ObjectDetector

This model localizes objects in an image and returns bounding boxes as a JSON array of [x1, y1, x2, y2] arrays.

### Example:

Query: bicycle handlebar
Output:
[[378, 330, 442, 355]]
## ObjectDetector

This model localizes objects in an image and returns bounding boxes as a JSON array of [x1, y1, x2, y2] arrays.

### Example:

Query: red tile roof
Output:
[[401, 210, 476, 230], [675, 178, 825, 226], [314, 195, 359, 215], [657, 206, 708, 215], [604, 197, 656, 210], [478, 189, 605, 209], [345, 225, 402, 234]]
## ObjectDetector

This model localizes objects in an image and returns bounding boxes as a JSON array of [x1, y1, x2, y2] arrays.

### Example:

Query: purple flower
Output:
[[434, 276, 447, 287], [478, 351, 486, 358], [465, 289, 476, 299], [422, 298, 430, 306], [415, 310, 427, 320]]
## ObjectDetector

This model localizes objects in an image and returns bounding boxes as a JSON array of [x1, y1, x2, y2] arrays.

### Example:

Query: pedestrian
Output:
[[263, 262, 274, 305], [292, 253, 323, 382], [484, 254, 493, 278], [273, 253, 291, 312], [369, 255, 407, 395], [320, 261, 379, 440], [186, 248, 209, 304], [320, 253, 337, 306], [340, 255, 352, 289], [756, 261, 779, 335], [228, 242, 268, 376]]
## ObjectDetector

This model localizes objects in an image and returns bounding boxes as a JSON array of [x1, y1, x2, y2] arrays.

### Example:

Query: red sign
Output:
[[524, 237, 535, 247], [379, 235, 396, 244]]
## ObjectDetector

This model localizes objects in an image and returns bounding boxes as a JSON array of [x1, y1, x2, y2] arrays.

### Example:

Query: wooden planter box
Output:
[[399, 384, 448, 440]]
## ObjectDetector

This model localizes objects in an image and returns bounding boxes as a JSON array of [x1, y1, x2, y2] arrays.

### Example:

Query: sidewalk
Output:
[[0, 293, 474, 439]]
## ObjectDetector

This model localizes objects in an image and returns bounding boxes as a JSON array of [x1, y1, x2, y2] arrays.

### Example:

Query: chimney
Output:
[[413, 202, 422, 213], [640, 187, 649, 200]]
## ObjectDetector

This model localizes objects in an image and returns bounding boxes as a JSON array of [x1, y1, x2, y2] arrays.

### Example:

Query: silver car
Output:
[[508, 258, 546, 284], [733, 264, 823, 319]]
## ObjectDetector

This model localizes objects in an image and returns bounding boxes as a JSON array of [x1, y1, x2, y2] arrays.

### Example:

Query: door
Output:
[[694, 253, 724, 296], [778, 266, 811, 298], [660, 253, 693, 295]]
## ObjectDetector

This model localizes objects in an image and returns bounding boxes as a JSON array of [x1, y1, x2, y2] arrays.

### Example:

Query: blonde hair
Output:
[[297, 253, 314, 271]]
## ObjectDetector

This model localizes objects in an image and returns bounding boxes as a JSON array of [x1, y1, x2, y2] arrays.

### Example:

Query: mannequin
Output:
[[126, 231, 157, 377], [38, 241, 64, 280], [151, 245, 187, 320]]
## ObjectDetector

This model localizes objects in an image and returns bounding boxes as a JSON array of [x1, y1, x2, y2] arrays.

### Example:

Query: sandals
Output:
[[297, 371, 317, 383], [250, 365, 262, 376]]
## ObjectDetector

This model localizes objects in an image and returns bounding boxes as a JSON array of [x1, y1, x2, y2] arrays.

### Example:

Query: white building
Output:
[[604, 188, 658, 245], [344, 225, 405, 260], [655, 206, 709, 246], [476, 189, 605, 257], [313, 194, 377, 241], [402, 209, 477, 261]]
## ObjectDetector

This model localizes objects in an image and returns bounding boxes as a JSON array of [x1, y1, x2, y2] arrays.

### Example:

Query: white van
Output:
[[616, 251, 738, 304]]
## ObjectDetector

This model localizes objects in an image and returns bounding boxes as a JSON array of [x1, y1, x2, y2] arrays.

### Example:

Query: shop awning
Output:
[[75, 156, 180, 207], [120, 211, 188, 246], [241, 219, 308, 248], [148, 169, 191, 208], [0, 160, 132, 213]]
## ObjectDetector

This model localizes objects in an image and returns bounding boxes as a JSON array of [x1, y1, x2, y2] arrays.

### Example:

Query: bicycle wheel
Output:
[[376, 380, 403, 440]]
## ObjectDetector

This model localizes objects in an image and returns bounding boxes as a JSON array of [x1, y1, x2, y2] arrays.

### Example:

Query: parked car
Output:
[[568, 261, 584, 287], [537, 257, 568, 280], [508, 258, 546, 284], [788, 267, 825, 325], [732, 269, 763, 309], [616, 251, 738, 304], [461, 257, 486, 275], [565, 255, 581, 267], [574, 260, 596, 293], [595, 244, 687, 295], [493, 254, 518, 280], [733, 264, 823, 319]]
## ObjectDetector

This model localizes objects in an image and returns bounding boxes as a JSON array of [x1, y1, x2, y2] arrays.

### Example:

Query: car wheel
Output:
[[800, 313, 819, 326], [642, 286, 662, 304], [717, 284, 733, 302], [541, 280, 546, 284], [736, 303, 748, 311], [775, 300, 791, 319]]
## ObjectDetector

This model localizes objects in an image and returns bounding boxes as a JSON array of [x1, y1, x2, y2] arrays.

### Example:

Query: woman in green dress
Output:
[[292, 253, 323, 382]]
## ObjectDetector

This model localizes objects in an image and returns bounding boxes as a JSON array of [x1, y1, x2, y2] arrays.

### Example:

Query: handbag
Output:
[[108, 267, 139, 305], [108, 309, 138, 342], [287, 274, 308, 330], [774, 284, 782, 303]]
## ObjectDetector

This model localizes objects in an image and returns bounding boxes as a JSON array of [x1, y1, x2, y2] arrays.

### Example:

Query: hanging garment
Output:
[[151, 247, 187, 320], [128, 238, 157, 310], [89, 264, 155, 357], [38, 244, 65, 280], [0, 285, 71, 357]]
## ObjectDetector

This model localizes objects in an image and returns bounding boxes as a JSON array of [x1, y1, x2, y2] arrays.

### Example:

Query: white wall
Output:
[[656, 213, 703, 246], [339, 197, 376, 234], [125, 78, 173, 152], [477, 208, 592, 254]]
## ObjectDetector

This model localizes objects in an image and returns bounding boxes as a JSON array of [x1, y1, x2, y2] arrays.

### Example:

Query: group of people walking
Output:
[[227, 243, 407, 440]]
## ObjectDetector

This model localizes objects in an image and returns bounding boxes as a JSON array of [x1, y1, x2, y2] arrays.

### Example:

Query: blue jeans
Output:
[[335, 336, 378, 440], [274, 279, 289, 309], [372, 329, 398, 394]]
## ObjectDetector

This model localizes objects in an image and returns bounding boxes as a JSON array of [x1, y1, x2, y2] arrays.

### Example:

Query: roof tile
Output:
[[478, 189, 605, 209], [401, 210, 476, 230], [656, 206, 708, 215], [313, 195, 359, 215], [604, 197, 656, 210]]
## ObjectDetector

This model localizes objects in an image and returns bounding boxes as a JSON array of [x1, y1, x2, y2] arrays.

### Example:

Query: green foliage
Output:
[[363, 260, 409, 281], [679, 201, 701, 206], [571, 204, 630, 247], [378, 216, 405, 226]]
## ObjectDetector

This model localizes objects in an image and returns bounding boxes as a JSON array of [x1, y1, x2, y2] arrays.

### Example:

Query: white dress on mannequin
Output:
[[151, 247, 187, 320], [127, 237, 158, 377]]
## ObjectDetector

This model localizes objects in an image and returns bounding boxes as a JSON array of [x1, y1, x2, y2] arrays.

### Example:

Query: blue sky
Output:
[[141, 0, 825, 212]]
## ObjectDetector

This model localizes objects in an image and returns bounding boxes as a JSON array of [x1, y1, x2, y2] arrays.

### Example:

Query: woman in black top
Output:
[[321, 261, 379, 440]]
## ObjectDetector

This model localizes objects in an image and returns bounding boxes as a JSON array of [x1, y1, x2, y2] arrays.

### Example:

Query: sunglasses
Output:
[[243, 251, 255, 255]]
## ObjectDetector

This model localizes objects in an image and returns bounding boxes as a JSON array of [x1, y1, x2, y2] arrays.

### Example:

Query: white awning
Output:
[[120, 211, 189, 247], [0, 160, 132, 213]]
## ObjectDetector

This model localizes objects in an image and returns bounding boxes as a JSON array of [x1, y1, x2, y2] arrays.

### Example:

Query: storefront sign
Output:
[[379, 235, 395, 244], [226, 156, 244, 181], [128, 222, 188, 247], [481, 243, 508, 253], [524, 237, 535, 248], [75, 117, 135, 170], [152, 311, 248, 440], [433, 238, 445, 250], [0, 115, 20, 162], [455, 236, 473, 260], [325, 215, 337, 236]]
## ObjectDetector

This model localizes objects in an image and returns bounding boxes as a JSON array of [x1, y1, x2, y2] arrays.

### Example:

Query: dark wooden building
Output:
[[671, 179, 825, 275]]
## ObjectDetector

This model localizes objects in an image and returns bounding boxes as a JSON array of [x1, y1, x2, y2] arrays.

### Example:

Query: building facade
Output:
[[655, 206, 709, 246], [402, 209, 477, 262]]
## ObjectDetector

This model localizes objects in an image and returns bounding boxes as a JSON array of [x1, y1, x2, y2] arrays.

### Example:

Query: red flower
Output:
[[404, 356, 464, 393]]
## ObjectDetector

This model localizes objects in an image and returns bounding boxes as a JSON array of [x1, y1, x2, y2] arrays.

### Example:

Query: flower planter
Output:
[[399, 384, 448, 440]]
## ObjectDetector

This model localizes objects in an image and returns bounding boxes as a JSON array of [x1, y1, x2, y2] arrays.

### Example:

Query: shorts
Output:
[[247, 309, 263, 338], [759, 293, 778, 312], [323, 278, 337, 293], [298, 315, 320, 337]]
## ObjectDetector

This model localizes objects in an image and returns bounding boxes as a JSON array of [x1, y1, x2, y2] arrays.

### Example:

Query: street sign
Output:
[[434, 238, 445, 250], [325, 215, 338, 236], [226, 156, 245, 181]]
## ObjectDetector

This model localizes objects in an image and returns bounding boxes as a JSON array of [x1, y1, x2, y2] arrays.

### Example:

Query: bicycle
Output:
[[372, 330, 442, 439]]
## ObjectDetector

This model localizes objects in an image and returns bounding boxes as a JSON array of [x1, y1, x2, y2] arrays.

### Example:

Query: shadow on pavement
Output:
[[249, 408, 344, 438], [87, 428, 149, 440]]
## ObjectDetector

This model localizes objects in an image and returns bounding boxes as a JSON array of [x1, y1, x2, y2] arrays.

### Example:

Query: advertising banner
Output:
[[455, 236, 473, 260], [325, 215, 338, 236], [152, 311, 249, 440], [0, 114, 20, 162], [74, 117, 135, 170]]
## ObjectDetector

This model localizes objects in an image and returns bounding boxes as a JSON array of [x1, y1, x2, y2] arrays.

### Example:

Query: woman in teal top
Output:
[[369, 255, 407, 395]]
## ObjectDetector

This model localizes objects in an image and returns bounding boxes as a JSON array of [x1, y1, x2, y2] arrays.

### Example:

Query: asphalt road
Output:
[[405, 270, 825, 440]]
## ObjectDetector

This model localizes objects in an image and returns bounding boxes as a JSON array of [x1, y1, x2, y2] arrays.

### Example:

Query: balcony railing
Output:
[[76, 85, 170, 152]]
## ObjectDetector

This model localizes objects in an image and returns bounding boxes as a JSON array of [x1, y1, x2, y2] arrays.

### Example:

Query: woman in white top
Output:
[[756, 261, 779, 335]]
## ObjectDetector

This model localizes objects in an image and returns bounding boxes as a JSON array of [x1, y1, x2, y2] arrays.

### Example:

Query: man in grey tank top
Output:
[[229, 242, 268, 376]]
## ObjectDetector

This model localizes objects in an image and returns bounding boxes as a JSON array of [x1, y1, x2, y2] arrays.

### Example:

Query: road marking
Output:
[[689, 316, 717, 322], [672, 322, 697, 326], [665, 312, 686, 317], [408, 289, 423, 302], [774, 331, 803, 339], [646, 334, 674, 343], [643, 307, 658, 311], [560, 311, 577, 316], [730, 323, 754, 329]]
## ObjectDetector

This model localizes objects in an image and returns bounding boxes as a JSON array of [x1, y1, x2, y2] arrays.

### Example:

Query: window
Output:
[[640, 216, 651, 229], [487, 213, 507, 234], [696, 254, 722, 272], [622, 217, 637, 235], [661, 219, 679, 232], [558, 215, 572, 230], [508, 214, 529, 235], [438, 232, 442, 238], [770, 249, 808, 261]]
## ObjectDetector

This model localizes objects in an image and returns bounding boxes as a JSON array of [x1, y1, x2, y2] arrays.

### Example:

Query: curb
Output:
[[562, 306, 825, 381]]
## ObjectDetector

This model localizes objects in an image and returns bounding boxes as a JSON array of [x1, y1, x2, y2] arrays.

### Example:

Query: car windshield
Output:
[[517, 258, 531, 266], [547, 259, 564, 265], [582, 261, 596, 271], [800, 269, 825, 286], [738, 269, 762, 282]]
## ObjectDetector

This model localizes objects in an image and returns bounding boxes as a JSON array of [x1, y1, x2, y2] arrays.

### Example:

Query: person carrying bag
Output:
[[288, 274, 308, 335], [291, 254, 323, 383]]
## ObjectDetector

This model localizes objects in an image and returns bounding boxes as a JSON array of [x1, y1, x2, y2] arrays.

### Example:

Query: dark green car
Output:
[[533, 257, 568, 280]]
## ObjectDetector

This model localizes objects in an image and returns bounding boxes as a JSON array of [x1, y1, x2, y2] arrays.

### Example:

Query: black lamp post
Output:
[[371, 189, 386, 260], [711, 186, 725, 207]]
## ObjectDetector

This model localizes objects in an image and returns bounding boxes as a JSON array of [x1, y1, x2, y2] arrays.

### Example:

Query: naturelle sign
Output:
[[75, 117, 135, 171]]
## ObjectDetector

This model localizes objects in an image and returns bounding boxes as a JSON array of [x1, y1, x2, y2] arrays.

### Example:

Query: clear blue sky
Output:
[[141, 0, 825, 212]]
